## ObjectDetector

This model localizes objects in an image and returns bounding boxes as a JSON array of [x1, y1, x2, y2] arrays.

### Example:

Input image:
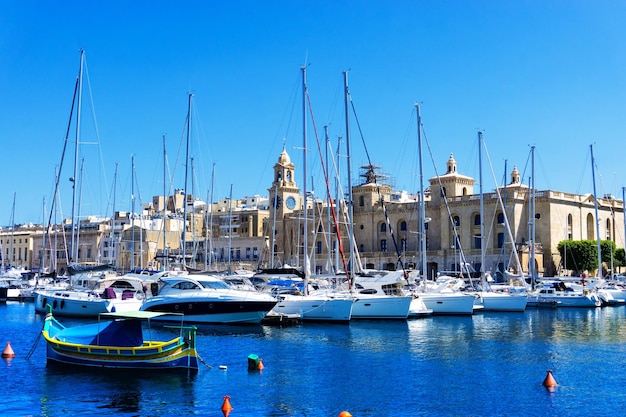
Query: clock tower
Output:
[[268, 147, 301, 266]]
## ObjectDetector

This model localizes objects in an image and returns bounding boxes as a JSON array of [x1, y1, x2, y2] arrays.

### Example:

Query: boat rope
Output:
[[25, 320, 46, 361], [348, 97, 406, 274], [196, 351, 213, 369]]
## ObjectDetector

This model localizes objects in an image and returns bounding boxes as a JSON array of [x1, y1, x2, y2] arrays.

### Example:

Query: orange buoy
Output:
[[542, 370, 558, 388], [2, 342, 16, 358], [257, 358, 264, 370], [221, 395, 233, 417], [338, 412, 353, 417]]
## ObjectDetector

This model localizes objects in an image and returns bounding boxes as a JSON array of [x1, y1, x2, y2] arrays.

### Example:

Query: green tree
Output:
[[557, 239, 614, 275]]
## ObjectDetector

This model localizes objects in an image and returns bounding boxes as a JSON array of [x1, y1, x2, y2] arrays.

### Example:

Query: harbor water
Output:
[[2, 301, 626, 417]]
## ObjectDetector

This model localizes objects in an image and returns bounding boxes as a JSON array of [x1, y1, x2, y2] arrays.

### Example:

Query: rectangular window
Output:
[[497, 233, 505, 249], [380, 239, 387, 252], [316, 241, 322, 254], [474, 235, 481, 250], [246, 247, 251, 259]]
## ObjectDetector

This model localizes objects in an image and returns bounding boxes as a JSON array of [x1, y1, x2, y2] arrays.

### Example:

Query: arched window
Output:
[[497, 212, 505, 224], [399, 221, 407, 231], [606, 218, 612, 240], [567, 213, 573, 239], [474, 214, 481, 226], [586, 213, 594, 240], [453, 215, 460, 227], [380, 223, 387, 233]]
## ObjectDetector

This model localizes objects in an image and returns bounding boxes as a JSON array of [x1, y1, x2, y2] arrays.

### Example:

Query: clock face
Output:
[[286, 196, 296, 209]]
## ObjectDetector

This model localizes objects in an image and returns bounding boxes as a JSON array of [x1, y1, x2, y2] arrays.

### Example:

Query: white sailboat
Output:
[[471, 131, 528, 312], [527, 145, 601, 308], [266, 66, 354, 322], [410, 103, 476, 315]]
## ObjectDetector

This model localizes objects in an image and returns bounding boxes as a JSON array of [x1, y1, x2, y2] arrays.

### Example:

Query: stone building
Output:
[[268, 149, 625, 278]]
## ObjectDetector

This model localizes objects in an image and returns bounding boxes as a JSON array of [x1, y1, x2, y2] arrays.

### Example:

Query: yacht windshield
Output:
[[198, 280, 231, 290]]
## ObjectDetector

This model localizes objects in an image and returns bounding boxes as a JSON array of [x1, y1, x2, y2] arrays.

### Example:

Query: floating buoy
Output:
[[542, 370, 558, 388], [338, 412, 352, 417], [2, 342, 16, 358], [257, 358, 264, 370], [219, 365, 228, 370], [221, 395, 233, 417]]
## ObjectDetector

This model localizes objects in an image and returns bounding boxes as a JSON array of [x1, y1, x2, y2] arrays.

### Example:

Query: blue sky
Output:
[[1, 1, 625, 225]]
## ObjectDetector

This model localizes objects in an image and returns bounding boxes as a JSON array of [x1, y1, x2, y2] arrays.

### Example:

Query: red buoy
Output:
[[2, 342, 16, 358], [338, 412, 352, 417], [221, 395, 233, 417], [542, 370, 558, 388], [257, 358, 264, 370]]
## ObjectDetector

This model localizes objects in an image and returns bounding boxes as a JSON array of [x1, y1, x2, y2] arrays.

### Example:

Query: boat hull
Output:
[[350, 295, 412, 319], [418, 293, 476, 315], [272, 295, 353, 322], [476, 292, 528, 312], [42, 313, 198, 370], [34, 290, 143, 317], [140, 297, 277, 324]]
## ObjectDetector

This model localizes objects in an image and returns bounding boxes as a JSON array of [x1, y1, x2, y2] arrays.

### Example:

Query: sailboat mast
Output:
[[227, 184, 233, 274], [591, 144, 602, 278], [343, 71, 355, 280], [131, 155, 136, 271], [162, 134, 167, 271], [530, 146, 536, 289], [182, 93, 193, 267], [324, 125, 332, 273], [416, 103, 427, 281], [478, 131, 486, 287], [70, 49, 85, 263], [302, 65, 310, 293]]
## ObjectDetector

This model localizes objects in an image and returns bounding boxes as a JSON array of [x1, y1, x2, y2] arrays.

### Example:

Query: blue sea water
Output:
[[2, 301, 626, 417]]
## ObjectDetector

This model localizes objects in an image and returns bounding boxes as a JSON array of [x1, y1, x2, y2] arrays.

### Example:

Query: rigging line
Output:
[[306, 91, 351, 286], [483, 137, 526, 281], [83, 57, 109, 197], [421, 125, 474, 280], [348, 96, 405, 272]]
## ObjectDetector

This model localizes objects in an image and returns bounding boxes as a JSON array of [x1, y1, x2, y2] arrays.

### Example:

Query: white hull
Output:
[[475, 292, 528, 312], [418, 293, 476, 315], [272, 295, 353, 322], [527, 293, 600, 308], [350, 294, 413, 319]]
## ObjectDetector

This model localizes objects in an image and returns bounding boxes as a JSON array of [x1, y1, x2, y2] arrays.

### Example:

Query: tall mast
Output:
[[227, 184, 233, 274], [302, 65, 310, 293], [111, 163, 118, 268], [324, 125, 332, 273], [530, 146, 536, 289], [70, 49, 85, 263], [478, 131, 486, 288], [591, 144, 602, 278], [182, 93, 193, 267], [416, 103, 427, 281], [206, 163, 215, 270], [343, 70, 355, 280], [131, 154, 136, 272], [162, 134, 167, 271]]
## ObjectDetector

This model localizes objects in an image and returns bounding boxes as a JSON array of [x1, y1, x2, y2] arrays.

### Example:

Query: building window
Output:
[[400, 221, 407, 231], [497, 212, 505, 224], [474, 234, 481, 249], [380, 239, 387, 252], [380, 223, 386, 233], [359, 196, 365, 206], [316, 241, 322, 254], [246, 247, 251, 259], [453, 215, 460, 227], [474, 214, 481, 226], [401, 239, 407, 252], [497, 232, 505, 249]]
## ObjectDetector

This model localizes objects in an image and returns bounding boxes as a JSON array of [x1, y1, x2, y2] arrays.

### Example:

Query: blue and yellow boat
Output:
[[42, 308, 198, 370]]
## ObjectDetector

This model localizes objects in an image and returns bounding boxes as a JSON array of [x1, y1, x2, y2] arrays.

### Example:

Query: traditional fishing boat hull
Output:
[[42, 311, 198, 370]]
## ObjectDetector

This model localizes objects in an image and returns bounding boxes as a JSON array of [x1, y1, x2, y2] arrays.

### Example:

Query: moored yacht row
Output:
[[6, 265, 626, 323]]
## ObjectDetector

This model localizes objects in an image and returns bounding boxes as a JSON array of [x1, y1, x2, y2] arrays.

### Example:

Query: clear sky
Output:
[[1, 1, 625, 225]]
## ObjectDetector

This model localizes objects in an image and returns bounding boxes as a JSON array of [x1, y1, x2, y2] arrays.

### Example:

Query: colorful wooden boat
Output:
[[42, 309, 198, 370]]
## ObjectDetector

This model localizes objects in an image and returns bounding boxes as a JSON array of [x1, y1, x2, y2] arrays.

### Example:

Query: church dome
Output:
[[278, 147, 291, 165]]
